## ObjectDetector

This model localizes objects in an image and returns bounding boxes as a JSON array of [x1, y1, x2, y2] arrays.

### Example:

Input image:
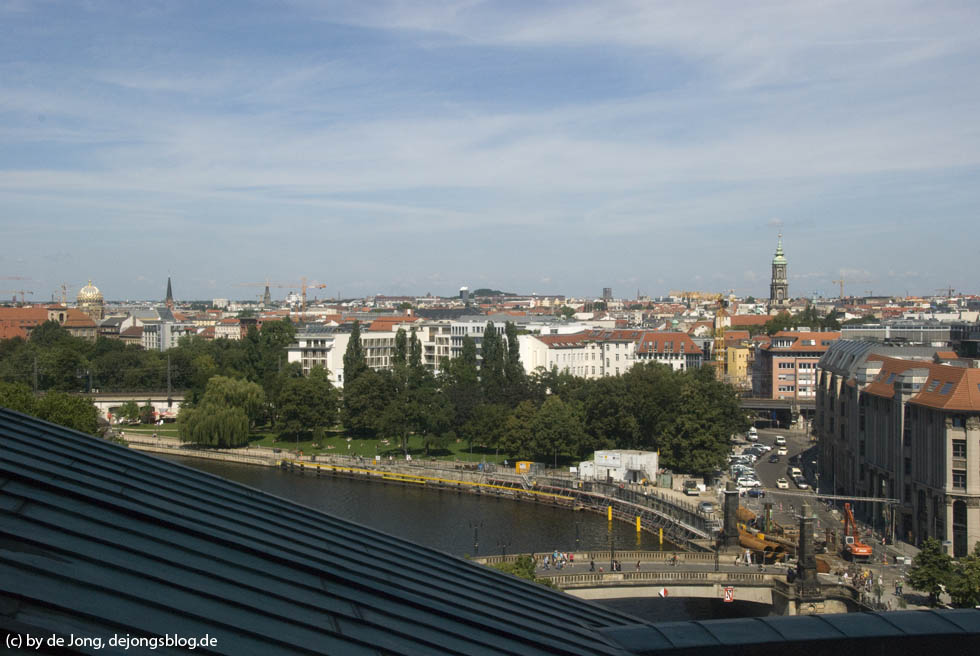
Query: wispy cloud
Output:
[[0, 1, 978, 297]]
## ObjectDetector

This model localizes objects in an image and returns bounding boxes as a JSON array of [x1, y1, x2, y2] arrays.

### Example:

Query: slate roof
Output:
[[3, 409, 979, 654], [0, 408, 636, 656]]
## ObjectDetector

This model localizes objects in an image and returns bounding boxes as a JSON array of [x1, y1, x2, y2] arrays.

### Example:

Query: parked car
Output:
[[793, 475, 810, 489], [748, 427, 758, 441], [776, 477, 790, 489], [768, 454, 781, 463], [775, 435, 787, 446], [737, 477, 762, 488], [756, 444, 773, 453], [748, 488, 766, 498], [698, 501, 716, 514]]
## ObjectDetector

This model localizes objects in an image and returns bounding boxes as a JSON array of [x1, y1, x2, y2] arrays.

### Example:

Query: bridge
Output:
[[740, 397, 815, 412], [86, 391, 186, 420], [477, 552, 862, 616]]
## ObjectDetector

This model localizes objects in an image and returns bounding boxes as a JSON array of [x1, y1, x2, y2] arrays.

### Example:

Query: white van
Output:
[[774, 435, 786, 446], [747, 427, 758, 442]]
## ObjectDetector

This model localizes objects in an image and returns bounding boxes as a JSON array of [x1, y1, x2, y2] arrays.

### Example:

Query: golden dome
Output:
[[77, 280, 103, 303]]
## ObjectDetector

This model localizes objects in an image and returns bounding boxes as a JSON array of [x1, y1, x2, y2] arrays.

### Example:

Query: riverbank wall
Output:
[[127, 437, 715, 549]]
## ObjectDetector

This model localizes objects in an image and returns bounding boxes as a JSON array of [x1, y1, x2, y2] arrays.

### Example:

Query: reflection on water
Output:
[[155, 454, 668, 556], [155, 454, 767, 621]]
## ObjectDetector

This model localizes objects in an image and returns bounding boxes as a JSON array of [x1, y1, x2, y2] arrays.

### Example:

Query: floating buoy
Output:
[[659, 587, 669, 598]]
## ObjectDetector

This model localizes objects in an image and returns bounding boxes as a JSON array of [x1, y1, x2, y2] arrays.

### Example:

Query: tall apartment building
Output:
[[287, 322, 453, 386], [752, 330, 841, 400], [816, 340, 980, 556]]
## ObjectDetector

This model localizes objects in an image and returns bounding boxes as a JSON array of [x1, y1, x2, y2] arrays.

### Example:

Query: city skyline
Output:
[[2, 2, 979, 300]]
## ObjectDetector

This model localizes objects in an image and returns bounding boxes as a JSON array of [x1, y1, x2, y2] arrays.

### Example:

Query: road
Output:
[[732, 427, 919, 609]]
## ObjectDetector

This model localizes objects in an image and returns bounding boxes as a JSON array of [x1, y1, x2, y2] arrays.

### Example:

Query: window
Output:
[[939, 382, 953, 395], [927, 380, 940, 392], [953, 440, 966, 459], [952, 470, 966, 489], [886, 373, 896, 384]]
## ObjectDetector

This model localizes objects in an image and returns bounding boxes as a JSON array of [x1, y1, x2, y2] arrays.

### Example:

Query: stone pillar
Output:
[[721, 481, 740, 549], [796, 501, 821, 600]]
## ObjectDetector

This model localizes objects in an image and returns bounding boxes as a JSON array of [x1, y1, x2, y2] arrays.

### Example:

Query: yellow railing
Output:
[[281, 460, 575, 501]]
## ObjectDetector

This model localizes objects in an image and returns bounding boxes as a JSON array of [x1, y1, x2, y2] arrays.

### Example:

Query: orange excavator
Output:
[[842, 502, 873, 561]]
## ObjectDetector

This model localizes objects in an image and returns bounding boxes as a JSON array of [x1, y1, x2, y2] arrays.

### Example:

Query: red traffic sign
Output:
[[723, 586, 735, 603]]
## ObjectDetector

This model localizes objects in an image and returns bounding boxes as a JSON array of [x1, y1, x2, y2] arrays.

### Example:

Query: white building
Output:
[[214, 318, 243, 340], [578, 450, 659, 484], [519, 329, 703, 378]]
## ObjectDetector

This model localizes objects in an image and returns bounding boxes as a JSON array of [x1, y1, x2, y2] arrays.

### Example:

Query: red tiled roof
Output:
[[864, 357, 930, 399], [729, 315, 769, 327], [911, 366, 980, 411], [636, 332, 703, 355], [62, 309, 96, 328], [120, 326, 143, 338]]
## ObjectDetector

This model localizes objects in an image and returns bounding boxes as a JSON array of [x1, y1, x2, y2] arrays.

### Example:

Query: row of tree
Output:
[[1, 317, 747, 473], [0, 318, 299, 401], [335, 320, 746, 473]]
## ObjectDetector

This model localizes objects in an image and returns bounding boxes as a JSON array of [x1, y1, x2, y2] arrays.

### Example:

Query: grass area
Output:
[[247, 431, 516, 464], [124, 423, 528, 466]]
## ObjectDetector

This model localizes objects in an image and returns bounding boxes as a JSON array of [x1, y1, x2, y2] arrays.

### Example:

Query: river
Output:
[[156, 454, 769, 621]]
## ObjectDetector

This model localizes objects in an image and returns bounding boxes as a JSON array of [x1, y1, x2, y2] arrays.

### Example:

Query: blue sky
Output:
[[2, 1, 978, 302]]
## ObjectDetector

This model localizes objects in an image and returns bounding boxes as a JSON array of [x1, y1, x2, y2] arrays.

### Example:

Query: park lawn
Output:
[[128, 423, 551, 467], [122, 425, 180, 438], [246, 430, 517, 465]]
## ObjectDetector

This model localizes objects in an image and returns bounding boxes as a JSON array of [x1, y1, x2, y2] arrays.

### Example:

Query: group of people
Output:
[[541, 551, 573, 571]]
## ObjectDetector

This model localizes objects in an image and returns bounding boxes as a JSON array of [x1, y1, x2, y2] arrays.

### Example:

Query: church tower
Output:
[[165, 277, 174, 310], [769, 234, 788, 309]]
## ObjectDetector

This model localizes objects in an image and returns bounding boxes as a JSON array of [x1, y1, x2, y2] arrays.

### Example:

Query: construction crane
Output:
[[936, 286, 955, 298], [831, 273, 872, 300], [238, 277, 327, 312], [0, 289, 34, 304]]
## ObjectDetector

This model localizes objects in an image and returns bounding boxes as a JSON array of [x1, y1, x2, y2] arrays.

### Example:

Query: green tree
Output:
[[948, 542, 980, 608], [178, 404, 250, 448], [139, 401, 156, 424], [393, 328, 408, 366], [343, 321, 368, 386], [908, 537, 953, 606], [532, 396, 586, 465], [480, 322, 506, 403], [0, 381, 36, 415], [277, 367, 338, 438], [35, 392, 100, 435], [198, 376, 266, 428], [117, 400, 140, 423], [461, 403, 509, 458], [342, 368, 392, 436], [556, 306, 575, 320], [441, 335, 483, 432], [503, 322, 528, 405], [500, 401, 537, 459]]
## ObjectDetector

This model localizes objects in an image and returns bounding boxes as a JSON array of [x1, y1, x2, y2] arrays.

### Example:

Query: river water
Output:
[[157, 454, 768, 621]]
